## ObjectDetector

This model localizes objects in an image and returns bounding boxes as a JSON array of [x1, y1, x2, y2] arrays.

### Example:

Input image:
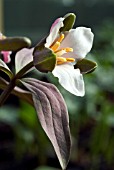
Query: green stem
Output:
[[0, 61, 34, 106], [0, 77, 16, 106]]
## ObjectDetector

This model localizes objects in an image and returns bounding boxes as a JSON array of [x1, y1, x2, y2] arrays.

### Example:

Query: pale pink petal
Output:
[[45, 17, 64, 48], [15, 48, 33, 73], [59, 27, 94, 60], [52, 64, 85, 96], [1, 51, 12, 63]]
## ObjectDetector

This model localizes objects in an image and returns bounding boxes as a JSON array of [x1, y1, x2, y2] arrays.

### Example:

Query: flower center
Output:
[[50, 34, 75, 65]]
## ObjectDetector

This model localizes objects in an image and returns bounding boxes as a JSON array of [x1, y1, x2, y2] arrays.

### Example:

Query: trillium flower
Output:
[[45, 16, 94, 96], [0, 32, 12, 63]]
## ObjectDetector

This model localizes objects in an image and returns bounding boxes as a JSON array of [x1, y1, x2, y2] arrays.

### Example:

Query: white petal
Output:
[[45, 17, 64, 48], [59, 27, 94, 60], [52, 64, 85, 96], [15, 48, 33, 73]]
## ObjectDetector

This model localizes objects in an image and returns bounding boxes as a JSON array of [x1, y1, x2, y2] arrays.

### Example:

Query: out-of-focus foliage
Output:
[[34, 166, 59, 170]]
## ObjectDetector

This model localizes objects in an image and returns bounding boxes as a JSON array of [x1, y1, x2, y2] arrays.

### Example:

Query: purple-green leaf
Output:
[[33, 39, 56, 73], [21, 78, 71, 170]]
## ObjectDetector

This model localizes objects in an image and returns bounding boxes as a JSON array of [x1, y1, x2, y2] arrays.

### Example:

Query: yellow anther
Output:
[[49, 33, 74, 65], [57, 57, 67, 65], [66, 58, 75, 62], [57, 61, 66, 65], [57, 57, 67, 62], [57, 57, 75, 65], [56, 47, 73, 53], [64, 48, 73, 52], [57, 34, 64, 43], [50, 41, 60, 52]]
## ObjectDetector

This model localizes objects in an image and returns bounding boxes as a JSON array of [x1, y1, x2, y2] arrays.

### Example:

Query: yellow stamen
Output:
[[57, 57, 67, 62], [57, 61, 66, 65], [50, 33, 75, 65], [50, 41, 60, 52], [56, 47, 73, 53], [57, 57, 67, 65], [66, 58, 75, 62], [50, 34, 65, 52], [57, 34, 64, 43], [64, 48, 73, 52]]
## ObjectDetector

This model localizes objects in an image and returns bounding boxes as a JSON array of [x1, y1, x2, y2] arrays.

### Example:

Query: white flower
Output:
[[45, 17, 94, 96]]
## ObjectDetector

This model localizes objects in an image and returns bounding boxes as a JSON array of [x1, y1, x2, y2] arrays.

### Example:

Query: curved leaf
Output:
[[22, 78, 71, 170], [0, 59, 13, 78]]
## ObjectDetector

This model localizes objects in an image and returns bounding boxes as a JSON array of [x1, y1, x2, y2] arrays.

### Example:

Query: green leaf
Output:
[[60, 13, 76, 32], [33, 43, 56, 73], [0, 59, 13, 78], [75, 58, 97, 74], [0, 37, 31, 51]]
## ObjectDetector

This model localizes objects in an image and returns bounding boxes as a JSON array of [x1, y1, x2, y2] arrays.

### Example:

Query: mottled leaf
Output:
[[0, 59, 13, 78], [0, 37, 31, 51], [75, 58, 97, 74], [21, 78, 71, 170], [60, 13, 76, 32]]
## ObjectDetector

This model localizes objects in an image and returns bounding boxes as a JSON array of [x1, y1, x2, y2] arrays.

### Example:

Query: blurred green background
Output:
[[0, 0, 114, 170]]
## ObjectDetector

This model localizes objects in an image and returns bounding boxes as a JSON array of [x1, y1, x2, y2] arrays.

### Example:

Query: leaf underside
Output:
[[21, 78, 71, 170]]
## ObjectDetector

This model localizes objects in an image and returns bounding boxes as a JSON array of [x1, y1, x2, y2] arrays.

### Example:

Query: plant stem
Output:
[[0, 77, 16, 106], [0, 61, 34, 106]]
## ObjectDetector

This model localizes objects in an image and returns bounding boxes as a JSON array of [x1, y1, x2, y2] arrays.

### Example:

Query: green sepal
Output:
[[33, 40, 56, 73], [60, 13, 76, 32], [0, 37, 31, 51], [75, 58, 97, 74]]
